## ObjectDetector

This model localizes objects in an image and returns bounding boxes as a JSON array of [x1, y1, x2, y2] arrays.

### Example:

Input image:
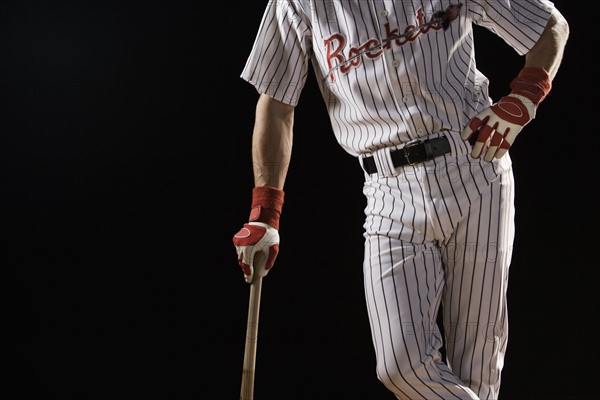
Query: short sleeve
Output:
[[240, 1, 312, 106], [468, 0, 554, 55]]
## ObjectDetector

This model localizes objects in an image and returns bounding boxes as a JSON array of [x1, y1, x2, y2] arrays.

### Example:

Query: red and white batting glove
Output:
[[461, 67, 552, 162], [232, 186, 284, 284]]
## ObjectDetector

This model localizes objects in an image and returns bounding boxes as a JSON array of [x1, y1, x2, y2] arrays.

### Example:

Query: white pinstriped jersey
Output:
[[241, 0, 553, 157]]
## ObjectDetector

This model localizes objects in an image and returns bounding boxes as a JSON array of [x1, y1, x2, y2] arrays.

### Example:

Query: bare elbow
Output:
[[551, 8, 570, 41], [258, 93, 295, 117], [256, 93, 295, 128]]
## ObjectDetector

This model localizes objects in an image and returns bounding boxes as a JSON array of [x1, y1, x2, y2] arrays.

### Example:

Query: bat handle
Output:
[[240, 277, 263, 400]]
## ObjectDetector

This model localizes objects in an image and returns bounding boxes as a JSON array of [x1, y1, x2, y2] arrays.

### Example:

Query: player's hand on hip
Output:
[[232, 186, 285, 283], [461, 67, 552, 162], [460, 94, 535, 162], [233, 222, 280, 284]]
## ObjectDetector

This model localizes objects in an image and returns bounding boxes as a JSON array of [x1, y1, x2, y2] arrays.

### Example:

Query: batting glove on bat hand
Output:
[[233, 222, 279, 284], [461, 67, 552, 162], [233, 186, 284, 284]]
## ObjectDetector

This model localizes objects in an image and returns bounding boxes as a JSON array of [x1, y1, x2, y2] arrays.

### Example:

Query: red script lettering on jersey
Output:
[[324, 8, 442, 81]]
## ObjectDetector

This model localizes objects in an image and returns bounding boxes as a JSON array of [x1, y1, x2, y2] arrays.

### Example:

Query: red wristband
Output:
[[509, 67, 552, 106], [249, 186, 284, 230]]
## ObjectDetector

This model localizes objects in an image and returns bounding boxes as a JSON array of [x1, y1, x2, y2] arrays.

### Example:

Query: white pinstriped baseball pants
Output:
[[360, 134, 515, 400]]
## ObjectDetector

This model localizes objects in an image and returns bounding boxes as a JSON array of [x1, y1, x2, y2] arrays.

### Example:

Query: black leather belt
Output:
[[362, 136, 452, 174]]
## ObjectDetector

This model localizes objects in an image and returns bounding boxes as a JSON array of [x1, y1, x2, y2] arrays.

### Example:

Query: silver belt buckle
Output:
[[403, 139, 424, 166]]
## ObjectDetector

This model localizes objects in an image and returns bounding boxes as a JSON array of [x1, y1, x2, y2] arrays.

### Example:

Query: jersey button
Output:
[[402, 95, 410, 103], [392, 60, 399, 68], [381, 9, 389, 17], [416, 128, 425, 135]]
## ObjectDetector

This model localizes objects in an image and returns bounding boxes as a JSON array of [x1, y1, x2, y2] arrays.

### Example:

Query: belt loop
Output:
[[374, 147, 399, 177]]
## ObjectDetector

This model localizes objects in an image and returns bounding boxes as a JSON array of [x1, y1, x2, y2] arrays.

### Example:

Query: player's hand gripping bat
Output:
[[234, 225, 279, 400], [233, 186, 284, 400]]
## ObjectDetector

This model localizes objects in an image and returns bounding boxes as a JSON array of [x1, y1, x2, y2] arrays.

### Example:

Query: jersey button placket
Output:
[[373, 1, 413, 140]]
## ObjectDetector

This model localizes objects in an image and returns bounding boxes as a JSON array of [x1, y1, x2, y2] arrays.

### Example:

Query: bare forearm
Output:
[[525, 8, 570, 79], [252, 93, 294, 189]]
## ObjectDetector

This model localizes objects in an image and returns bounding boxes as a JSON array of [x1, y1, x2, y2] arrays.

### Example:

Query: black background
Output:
[[2, 1, 595, 399]]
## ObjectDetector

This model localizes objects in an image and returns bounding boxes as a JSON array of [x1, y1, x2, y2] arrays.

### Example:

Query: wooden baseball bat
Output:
[[240, 277, 263, 400]]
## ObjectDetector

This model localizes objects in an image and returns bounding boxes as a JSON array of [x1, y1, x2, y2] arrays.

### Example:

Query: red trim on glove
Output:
[[509, 67, 552, 106], [249, 186, 284, 230]]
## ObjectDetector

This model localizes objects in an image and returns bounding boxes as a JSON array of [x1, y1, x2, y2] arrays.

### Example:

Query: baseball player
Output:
[[233, 1, 569, 399]]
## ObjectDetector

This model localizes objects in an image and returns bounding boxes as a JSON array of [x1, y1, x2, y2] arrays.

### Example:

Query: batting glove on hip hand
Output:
[[461, 67, 552, 162], [232, 186, 284, 284]]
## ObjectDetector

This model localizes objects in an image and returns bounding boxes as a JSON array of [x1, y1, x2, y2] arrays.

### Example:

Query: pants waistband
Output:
[[358, 131, 470, 177]]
